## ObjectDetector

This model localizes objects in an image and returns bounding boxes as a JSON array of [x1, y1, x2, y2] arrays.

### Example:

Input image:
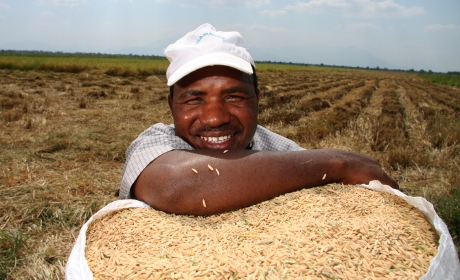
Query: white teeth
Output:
[[201, 135, 232, 143]]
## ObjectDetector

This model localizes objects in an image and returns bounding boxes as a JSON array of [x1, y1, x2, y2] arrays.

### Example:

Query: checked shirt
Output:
[[119, 123, 305, 199]]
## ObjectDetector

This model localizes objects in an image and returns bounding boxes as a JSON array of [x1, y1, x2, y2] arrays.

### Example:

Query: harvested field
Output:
[[85, 184, 437, 279], [1, 66, 459, 279]]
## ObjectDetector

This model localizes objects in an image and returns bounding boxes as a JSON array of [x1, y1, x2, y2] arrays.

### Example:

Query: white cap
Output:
[[164, 23, 255, 86]]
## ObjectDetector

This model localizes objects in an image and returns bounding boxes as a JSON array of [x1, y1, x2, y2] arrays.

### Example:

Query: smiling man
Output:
[[119, 23, 398, 215], [170, 65, 259, 151]]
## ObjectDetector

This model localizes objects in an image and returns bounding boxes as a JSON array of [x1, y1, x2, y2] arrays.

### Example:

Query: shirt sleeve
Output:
[[119, 123, 193, 199], [252, 125, 306, 152]]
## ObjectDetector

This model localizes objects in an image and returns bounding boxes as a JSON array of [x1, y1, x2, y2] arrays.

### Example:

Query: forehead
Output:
[[174, 65, 253, 90]]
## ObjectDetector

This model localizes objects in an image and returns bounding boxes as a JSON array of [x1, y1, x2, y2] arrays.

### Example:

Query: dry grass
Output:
[[0, 69, 170, 279], [0, 66, 459, 279]]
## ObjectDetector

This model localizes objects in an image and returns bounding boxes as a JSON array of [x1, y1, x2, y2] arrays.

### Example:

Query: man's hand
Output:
[[132, 149, 398, 215], [326, 150, 399, 189]]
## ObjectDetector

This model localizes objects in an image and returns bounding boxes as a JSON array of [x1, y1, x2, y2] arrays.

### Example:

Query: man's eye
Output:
[[227, 95, 244, 102], [185, 98, 202, 104]]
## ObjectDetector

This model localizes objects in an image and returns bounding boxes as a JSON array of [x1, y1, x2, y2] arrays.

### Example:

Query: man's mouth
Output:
[[200, 135, 233, 143]]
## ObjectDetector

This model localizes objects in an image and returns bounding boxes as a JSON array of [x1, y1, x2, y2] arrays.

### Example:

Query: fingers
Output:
[[339, 151, 399, 189], [379, 175, 399, 190]]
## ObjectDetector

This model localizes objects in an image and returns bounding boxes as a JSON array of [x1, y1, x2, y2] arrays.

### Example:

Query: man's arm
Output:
[[132, 149, 398, 215]]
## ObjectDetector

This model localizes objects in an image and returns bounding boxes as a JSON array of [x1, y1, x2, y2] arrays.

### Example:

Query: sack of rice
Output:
[[65, 181, 460, 279]]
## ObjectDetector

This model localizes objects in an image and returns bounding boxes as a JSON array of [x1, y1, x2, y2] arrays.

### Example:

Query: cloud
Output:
[[262, 0, 425, 19], [340, 22, 378, 32], [424, 24, 460, 32], [156, 0, 269, 8], [0, 1, 8, 19], [39, 11, 56, 19], [0, 2, 9, 9], [261, 9, 288, 17], [227, 23, 293, 34], [36, 0, 88, 6], [249, 24, 293, 33]]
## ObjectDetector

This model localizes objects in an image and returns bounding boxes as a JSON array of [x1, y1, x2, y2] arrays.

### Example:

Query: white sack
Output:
[[363, 181, 460, 280], [65, 199, 151, 280], [65, 180, 460, 279]]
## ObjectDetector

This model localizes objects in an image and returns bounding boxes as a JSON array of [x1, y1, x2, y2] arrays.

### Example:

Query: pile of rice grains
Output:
[[85, 184, 438, 279]]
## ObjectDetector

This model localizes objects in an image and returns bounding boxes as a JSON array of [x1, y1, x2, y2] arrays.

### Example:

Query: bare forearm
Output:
[[133, 149, 398, 215]]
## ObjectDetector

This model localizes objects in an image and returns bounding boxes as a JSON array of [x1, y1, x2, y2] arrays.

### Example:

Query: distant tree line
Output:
[[257, 60, 459, 75], [0, 49, 164, 59], [1, 50, 457, 75]]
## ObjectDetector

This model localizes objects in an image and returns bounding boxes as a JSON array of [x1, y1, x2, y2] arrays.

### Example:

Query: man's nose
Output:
[[199, 100, 231, 127]]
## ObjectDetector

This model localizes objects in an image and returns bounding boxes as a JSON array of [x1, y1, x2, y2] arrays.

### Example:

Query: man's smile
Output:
[[200, 134, 233, 144], [170, 65, 260, 150]]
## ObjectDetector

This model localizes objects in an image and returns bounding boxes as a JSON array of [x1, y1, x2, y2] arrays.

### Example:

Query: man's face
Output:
[[168, 65, 260, 150]]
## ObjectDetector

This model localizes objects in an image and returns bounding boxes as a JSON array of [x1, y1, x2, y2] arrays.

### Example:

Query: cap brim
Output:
[[167, 52, 253, 86]]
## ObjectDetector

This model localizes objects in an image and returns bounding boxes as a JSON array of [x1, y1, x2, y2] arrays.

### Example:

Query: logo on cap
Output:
[[196, 32, 226, 45]]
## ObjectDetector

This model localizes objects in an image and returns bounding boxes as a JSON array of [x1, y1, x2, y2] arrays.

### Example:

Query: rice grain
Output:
[[86, 184, 438, 279]]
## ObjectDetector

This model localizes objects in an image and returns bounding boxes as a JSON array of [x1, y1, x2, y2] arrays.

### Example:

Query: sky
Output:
[[0, 0, 459, 73]]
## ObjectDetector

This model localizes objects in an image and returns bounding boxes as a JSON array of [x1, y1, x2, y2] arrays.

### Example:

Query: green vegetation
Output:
[[424, 113, 460, 248], [427, 186, 460, 251], [0, 53, 169, 76], [0, 229, 28, 280], [418, 73, 460, 88], [0, 53, 350, 75], [256, 62, 315, 71]]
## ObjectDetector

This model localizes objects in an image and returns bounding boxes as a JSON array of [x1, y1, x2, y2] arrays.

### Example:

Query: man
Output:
[[119, 23, 398, 215]]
